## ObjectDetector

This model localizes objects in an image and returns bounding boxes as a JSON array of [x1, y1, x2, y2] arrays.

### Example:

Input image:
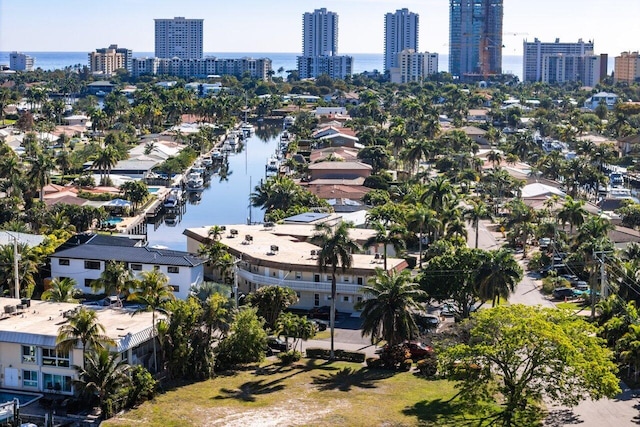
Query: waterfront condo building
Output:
[[449, 0, 503, 80], [88, 44, 133, 75], [389, 49, 438, 84], [155, 17, 204, 60], [297, 8, 353, 79], [522, 38, 595, 83], [614, 52, 640, 84], [9, 51, 34, 71], [384, 8, 419, 74]]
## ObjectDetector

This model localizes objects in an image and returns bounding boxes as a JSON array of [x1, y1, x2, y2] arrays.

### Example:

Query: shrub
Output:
[[402, 359, 413, 371], [305, 348, 366, 363], [417, 357, 438, 377], [542, 277, 570, 294], [278, 350, 302, 365], [366, 357, 383, 368], [126, 365, 157, 407]]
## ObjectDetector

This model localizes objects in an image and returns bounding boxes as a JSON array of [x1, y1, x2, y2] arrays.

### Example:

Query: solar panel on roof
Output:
[[284, 212, 331, 223]]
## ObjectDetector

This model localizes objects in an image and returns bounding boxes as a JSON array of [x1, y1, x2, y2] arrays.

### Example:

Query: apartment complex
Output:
[[449, 0, 503, 80], [615, 52, 640, 84], [297, 8, 353, 79], [131, 56, 272, 80], [522, 38, 597, 83], [9, 51, 34, 71], [389, 49, 438, 84], [155, 17, 204, 60], [88, 44, 132, 75], [384, 8, 419, 74]]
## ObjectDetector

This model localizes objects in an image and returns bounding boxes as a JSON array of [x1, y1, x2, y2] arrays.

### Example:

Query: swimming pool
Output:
[[104, 217, 124, 226], [148, 186, 161, 194], [0, 390, 42, 407]]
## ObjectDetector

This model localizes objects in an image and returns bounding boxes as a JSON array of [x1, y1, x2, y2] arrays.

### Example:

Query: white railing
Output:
[[236, 269, 362, 294]]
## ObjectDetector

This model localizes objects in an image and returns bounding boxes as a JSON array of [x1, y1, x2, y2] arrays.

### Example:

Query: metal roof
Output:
[[52, 245, 205, 267]]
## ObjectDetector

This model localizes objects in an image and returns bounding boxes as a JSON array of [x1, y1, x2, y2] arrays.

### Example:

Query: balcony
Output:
[[237, 269, 362, 295]]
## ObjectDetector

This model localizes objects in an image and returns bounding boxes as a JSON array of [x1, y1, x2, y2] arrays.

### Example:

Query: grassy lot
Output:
[[105, 359, 493, 427]]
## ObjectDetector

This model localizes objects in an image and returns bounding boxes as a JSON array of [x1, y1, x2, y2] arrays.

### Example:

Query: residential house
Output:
[[583, 92, 618, 110]]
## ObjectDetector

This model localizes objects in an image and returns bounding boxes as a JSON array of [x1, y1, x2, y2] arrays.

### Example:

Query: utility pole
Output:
[[591, 250, 611, 320], [13, 236, 19, 299]]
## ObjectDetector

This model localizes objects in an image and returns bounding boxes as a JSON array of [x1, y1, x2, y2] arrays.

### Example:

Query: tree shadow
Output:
[[214, 377, 285, 402], [544, 408, 583, 426], [312, 367, 394, 392], [402, 398, 479, 426]]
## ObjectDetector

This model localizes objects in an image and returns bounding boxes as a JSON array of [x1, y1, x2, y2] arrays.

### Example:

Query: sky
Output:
[[1, 0, 639, 57]]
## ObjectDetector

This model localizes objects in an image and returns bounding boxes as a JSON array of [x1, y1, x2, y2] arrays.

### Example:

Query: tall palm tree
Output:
[[363, 221, 406, 271], [128, 270, 176, 372], [42, 277, 81, 303], [56, 307, 115, 362], [478, 249, 523, 306], [28, 152, 55, 202], [407, 204, 440, 267], [558, 196, 587, 234], [92, 260, 134, 298], [464, 200, 490, 249], [312, 222, 360, 359], [356, 269, 425, 346], [73, 349, 131, 417]]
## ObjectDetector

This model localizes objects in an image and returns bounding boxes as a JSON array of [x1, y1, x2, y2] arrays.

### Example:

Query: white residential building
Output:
[[384, 8, 419, 73], [0, 297, 159, 394], [9, 52, 34, 71], [583, 92, 619, 110], [50, 243, 205, 300], [297, 55, 353, 80], [540, 53, 605, 86], [390, 50, 438, 84], [523, 38, 594, 82], [88, 44, 132, 75], [155, 17, 204, 60]]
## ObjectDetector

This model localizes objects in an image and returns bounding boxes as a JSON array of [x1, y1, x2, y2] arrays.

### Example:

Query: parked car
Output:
[[416, 314, 440, 332], [573, 281, 589, 291], [308, 306, 339, 320], [552, 287, 578, 300], [266, 337, 292, 352], [403, 341, 435, 360], [311, 319, 328, 331], [440, 303, 456, 317]]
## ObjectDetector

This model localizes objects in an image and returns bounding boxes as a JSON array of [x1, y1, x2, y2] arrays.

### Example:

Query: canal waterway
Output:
[[145, 123, 283, 251]]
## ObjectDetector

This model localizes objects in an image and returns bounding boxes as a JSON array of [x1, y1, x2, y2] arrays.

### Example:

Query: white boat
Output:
[[163, 188, 182, 209], [191, 163, 206, 177], [227, 131, 240, 146], [280, 130, 291, 142], [283, 115, 295, 129], [241, 122, 255, 134], [266, 156, 280, 176], [201, 155, 213, 168], [186, 172, 204, 191], [609, 172, 624, 187], [211, 150, 222, 161]]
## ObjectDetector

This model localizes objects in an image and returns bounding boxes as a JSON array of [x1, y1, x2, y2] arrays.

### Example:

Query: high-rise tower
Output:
[[155, 17, 204, 60], [384, 9, 419, 74], [297, 8, 352, 79], [449, 0, 503, 79]]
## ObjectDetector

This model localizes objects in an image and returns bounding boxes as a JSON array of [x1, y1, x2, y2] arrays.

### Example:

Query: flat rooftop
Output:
[[185, 224, 407, 274], [0, 297, 157, 350]]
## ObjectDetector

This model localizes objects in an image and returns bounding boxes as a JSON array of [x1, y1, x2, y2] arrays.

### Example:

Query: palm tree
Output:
[[92, 260, 134, 298], [478, 249, 523, 306], [312, 222, 360, 359], [28, 152, 55, 202], [558, 196, 587, 234], [56, 307, 115, 362], [363, 221, 406, 271], [73, 349, 131, 417], [128, 270, 176, 372], [42, 277, 81, 303], [407, 204, 440, 267], [486, 150, 503, 168], [464, 200, 490, 249], [356, 269, 425, 346]]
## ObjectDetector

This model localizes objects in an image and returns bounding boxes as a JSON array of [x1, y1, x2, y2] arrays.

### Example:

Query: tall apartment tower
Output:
[[302, 8, 339, 56], [384, 9, 419, 73], [155, 17, 204, 60], [449, 0, 503, 79], [88, 44, 133, 75], [615, 52, 640, 84], [297, 8, 352, 79], [522, 38, 594, 82], [9, 52, 34, 71]]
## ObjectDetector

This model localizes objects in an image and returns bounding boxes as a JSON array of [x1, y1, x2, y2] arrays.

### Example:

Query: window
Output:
[[153, 265, 160, 271], [295, 271, 302, 280], [43, 374, 72, 393], [22, 345, 36, 364], [42, 348, 70, 367], [357, 277, 364, 286], [314, 293, 320, 306], [314, 274, 320, 283], [171, 285, 179, 293], [58, 259, 70, 266], [23, 370, 38, 388], [342, 296, 351, 303], [167, 266, 179, 274], [357, 296, 363, 303], [84, 279, 94, 288], [296, 292, 301, 298], [130, 263, 142, 271], [120, 350, 129, 363], [84, 260, 101, 270], [342, 276, 350, 283]]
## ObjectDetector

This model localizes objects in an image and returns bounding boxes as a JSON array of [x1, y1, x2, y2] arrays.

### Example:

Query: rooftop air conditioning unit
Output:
[[270, 245, 279, 253], [310, 250, 317, 256], [4, 305, 16, 314]]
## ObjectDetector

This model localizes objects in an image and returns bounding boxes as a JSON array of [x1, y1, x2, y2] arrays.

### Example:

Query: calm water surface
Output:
[[145, 123, 282, 251]]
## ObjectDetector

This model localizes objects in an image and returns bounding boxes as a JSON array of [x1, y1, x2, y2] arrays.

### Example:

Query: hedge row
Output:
[[305, 348, 366, 363]]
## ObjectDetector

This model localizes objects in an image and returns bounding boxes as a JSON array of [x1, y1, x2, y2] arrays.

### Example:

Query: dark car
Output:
[[311, 319, 328, 331], [308, 306, 339, 320], [266, 337, 292, 353], [404, 341, 435, 359], [552, 287, 578, 300]]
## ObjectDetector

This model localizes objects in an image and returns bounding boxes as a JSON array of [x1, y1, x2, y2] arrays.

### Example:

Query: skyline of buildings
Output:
[[449, 0, 504, 80], [9, 51, 34, 71], [154, 17, 204, 60], [384, 8, 419, 74]]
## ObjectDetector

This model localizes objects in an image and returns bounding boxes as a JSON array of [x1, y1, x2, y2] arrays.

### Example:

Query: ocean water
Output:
[[1, 51, 532, 80]]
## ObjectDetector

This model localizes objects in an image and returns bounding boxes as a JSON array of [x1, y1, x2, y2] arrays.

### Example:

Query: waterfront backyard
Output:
[[104, 359, 479, 427]]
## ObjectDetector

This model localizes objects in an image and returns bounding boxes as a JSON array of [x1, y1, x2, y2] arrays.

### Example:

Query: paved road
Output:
[[471, 219, 640, 426]]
